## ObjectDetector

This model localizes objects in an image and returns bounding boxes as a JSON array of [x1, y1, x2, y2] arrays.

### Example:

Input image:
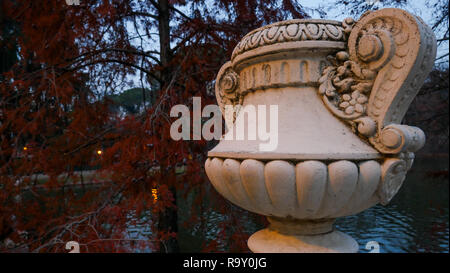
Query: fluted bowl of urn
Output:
[[206, 157, 414, 252], [205, 8, 436, 253]]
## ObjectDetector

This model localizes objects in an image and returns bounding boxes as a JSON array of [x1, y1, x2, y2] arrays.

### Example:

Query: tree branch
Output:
[[169, 5, 191, 21], [125, 11, 159, 20], [68, 48, 162, 65], [66, 59, 162, 84], [435, 52, 449, 61]]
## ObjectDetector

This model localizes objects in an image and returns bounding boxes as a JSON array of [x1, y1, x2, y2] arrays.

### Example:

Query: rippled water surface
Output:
[[177, 158, 449, 253]]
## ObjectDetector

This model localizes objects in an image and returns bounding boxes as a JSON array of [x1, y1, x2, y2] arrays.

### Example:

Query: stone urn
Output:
[[204, 8, 436, 253]]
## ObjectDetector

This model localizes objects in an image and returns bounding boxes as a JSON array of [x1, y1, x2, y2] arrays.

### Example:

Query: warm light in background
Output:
[[23, 147, 27, 151], [97, 150, 102, 155], [152, 188, 158, 202]]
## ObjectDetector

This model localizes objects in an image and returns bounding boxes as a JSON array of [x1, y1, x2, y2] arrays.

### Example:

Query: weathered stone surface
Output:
[[205, 8, 436, 253]]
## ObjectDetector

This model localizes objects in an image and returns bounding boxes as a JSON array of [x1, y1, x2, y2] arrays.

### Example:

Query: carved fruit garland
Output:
[[319, 50, 377, 136], [318, 16, 381, 138]]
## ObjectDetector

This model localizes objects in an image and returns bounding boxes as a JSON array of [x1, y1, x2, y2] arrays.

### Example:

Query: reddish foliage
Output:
[[0, 0, 307, 252]]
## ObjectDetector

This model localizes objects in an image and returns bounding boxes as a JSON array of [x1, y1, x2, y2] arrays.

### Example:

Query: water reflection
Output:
[[178, 158, 449, 253]]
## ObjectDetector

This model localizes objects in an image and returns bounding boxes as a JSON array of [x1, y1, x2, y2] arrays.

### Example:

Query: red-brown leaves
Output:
[[0, 0, 308, 253]]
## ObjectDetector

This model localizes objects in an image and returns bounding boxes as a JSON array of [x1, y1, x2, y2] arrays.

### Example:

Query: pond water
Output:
[[177, 157, 449, 253], [15, 157, 448, 253]]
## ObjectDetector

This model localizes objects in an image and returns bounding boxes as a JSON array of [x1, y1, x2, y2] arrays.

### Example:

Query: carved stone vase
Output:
[[204, 8, 436, 253]]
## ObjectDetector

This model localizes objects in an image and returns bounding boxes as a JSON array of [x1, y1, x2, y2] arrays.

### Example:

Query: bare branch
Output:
[[435, 52, 449, 61], [68, 48, 162, 65], [125, 11, 159, 20], [66, 59, 162, 84], [169, 5, 191, 21]]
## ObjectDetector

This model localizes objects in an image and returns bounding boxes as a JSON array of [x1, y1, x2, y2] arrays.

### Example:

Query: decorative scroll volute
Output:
[[319, 8, 437, 154], [214, 61, 242, 128]]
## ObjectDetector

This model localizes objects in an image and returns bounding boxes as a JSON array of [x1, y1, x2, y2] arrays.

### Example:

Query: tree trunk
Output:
[[156, 0, 179, 253], [158, 0, 171, 67]]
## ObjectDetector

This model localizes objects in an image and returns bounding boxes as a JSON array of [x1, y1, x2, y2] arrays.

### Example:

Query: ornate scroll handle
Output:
[[320, 8, 437, 154], [351, 9, 436, 154], [214, 61, 242, 129]]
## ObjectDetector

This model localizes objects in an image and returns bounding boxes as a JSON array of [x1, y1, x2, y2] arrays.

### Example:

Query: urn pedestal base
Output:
[[247, 219, 358, 253], [248, 229, 358, 253], [248, 218, 358, 253]]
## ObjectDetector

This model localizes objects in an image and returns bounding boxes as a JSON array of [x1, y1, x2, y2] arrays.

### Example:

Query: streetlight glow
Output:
[[152, 188, 158, 202]]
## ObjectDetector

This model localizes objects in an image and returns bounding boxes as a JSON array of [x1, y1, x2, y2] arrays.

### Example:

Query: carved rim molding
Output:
[[231, 19, 352, 62]]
